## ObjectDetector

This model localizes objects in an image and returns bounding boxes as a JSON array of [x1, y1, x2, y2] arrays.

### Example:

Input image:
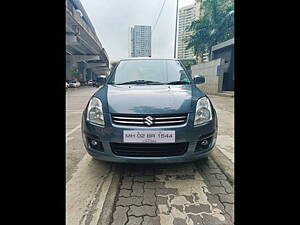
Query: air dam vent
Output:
[[110, 142, 188, 157], [111, 114, 188, 127]]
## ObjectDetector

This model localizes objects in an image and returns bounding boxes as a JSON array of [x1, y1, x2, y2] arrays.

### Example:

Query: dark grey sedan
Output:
[[81, 58, 217, 163]]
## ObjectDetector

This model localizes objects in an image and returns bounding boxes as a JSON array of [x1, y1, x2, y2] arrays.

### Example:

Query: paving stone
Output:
[[197, 163, 209, 170], [131, 182, 144, 196], [127, 216, 143, 225], [183, 195, 194, 203], [116, 197, 143, 206], [143, 188, 156, 205], [206, 174, 221, 186], [128, 205, 156, 217], [144, 181, 165, 189], [206, 194, 225, 211], [188, 214, 204, 225], [202, 214, 228, 225], [216, 174, 227, 180], [185, 204, 211, 214], [192, 192, 200, 202], [134, 175, 155, 182], [121, 176, 133, 189], [224, 203, 234, 222], [207, 168, 223, 175], [207, 160, 219, 169], [220, 180, 234, 194], [219, 194, 234, 204], [224, 213, 234, 225], [119, 189, 131, 197], [173, 217, 186, 225], [156, 188, 178, 195], [142, 216, 161, 225], [209, 186, 227, 194], [172, 204, 184, 213], [156, 196, 168, 205], [175, 174, 195, 180], [111, 206, 129, 225]]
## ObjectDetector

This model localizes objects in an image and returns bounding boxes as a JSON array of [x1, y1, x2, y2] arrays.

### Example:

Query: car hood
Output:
[[94, 85, 205, 114]]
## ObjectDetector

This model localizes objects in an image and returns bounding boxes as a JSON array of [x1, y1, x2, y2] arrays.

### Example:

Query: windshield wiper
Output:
[[115, 80, 165, 85], [167, 81, 190, 85]]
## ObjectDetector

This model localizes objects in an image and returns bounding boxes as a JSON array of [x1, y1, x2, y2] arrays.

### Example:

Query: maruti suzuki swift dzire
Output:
[[81, 58, 217, 163]]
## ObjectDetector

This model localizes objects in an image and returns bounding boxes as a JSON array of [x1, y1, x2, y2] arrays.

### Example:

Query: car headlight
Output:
[[86, 97, 105, 126], [194, 97, 212, 125]]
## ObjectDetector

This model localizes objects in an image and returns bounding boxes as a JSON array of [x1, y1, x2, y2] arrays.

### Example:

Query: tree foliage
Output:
[[71, 67, 79, 80], [110, 61, 119, 72], [180, 59, 197, 71], [186, 0, 234, 60]]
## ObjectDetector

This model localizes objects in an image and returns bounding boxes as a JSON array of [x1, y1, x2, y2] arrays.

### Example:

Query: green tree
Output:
[[186, 0, 234, 60], [110, 61, 119, 72], [71, 67, 79, 80], [180, 59, 197, 71]]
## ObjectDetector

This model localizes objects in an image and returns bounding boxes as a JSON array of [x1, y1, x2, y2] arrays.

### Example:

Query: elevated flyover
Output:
[[66, 0, 109, 81]]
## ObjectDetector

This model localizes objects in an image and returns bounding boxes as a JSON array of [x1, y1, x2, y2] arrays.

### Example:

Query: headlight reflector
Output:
[[194, 97, 212, 125], [87, 97, 104, 125]]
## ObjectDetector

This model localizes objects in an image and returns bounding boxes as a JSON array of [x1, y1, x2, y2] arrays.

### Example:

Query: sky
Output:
[[80, 0, 196, 62]]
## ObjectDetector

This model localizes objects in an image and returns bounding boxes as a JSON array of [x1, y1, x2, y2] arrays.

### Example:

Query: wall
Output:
[[191, 58, 224, 94], [212, 45, 234, 91]]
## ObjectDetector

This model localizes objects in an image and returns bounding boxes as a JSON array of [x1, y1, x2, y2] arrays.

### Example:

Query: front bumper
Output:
[[81, 112, 217, 163]]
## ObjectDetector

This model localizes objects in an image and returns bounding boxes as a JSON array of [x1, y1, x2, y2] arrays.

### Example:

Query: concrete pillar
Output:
[[66, 60, 72, 81], [78, 62, 87, 82], [86, 69, 91, 81]]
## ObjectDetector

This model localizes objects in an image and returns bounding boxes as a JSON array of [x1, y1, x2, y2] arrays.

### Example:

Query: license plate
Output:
[[123, 130, 175, 143]]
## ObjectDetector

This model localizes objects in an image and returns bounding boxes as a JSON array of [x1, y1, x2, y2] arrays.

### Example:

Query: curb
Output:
[[210, 146, 234, 183], [211, 93, 234, 98], [97, 165, 121, 225]]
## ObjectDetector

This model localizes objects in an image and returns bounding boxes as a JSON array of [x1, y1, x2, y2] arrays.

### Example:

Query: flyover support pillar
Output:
[[66, 60, 73, 81], [78, 62, 87, 82]]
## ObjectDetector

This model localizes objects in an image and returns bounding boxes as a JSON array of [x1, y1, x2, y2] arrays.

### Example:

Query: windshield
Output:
[[107, 60, 191, 85]]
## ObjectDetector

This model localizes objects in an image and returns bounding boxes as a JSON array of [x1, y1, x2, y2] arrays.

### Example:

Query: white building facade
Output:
[[129, 25, 151, 57], [177, 1, 203, 59]]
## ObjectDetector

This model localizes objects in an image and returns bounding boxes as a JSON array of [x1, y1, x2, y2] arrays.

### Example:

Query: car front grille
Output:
[[110, 142, 188, 157], [111, 114, 188, 127]]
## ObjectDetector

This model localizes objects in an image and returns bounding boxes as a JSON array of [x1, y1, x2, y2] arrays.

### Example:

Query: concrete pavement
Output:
[[208, 95, 234, 182], [66, 86, 115, 225]]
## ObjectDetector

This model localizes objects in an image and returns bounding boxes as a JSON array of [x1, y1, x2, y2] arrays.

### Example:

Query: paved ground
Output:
[[66, 87, 114, 225], [66, 87, 234, 225], [66, 86, 100, 182], [208, 95, 234, 164], [113, 160, 234, 225]]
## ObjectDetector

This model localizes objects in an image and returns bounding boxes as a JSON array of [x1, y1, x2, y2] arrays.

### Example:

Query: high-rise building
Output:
[[177, 1, 203, 59], [129, 25, 151, 57]]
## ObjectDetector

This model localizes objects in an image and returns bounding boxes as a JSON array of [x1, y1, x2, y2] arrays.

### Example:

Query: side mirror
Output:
[[194, 75, 205, 84], [98, 76, 106, 85]]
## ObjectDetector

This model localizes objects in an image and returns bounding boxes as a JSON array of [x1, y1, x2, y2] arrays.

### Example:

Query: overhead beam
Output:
[[66, 54, 100, 62], [66, 34, 80, 46], [86, 63, 107, 69]]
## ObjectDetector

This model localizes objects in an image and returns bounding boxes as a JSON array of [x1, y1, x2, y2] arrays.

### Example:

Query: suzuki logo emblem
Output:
[[144, 116, 154, 126]]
